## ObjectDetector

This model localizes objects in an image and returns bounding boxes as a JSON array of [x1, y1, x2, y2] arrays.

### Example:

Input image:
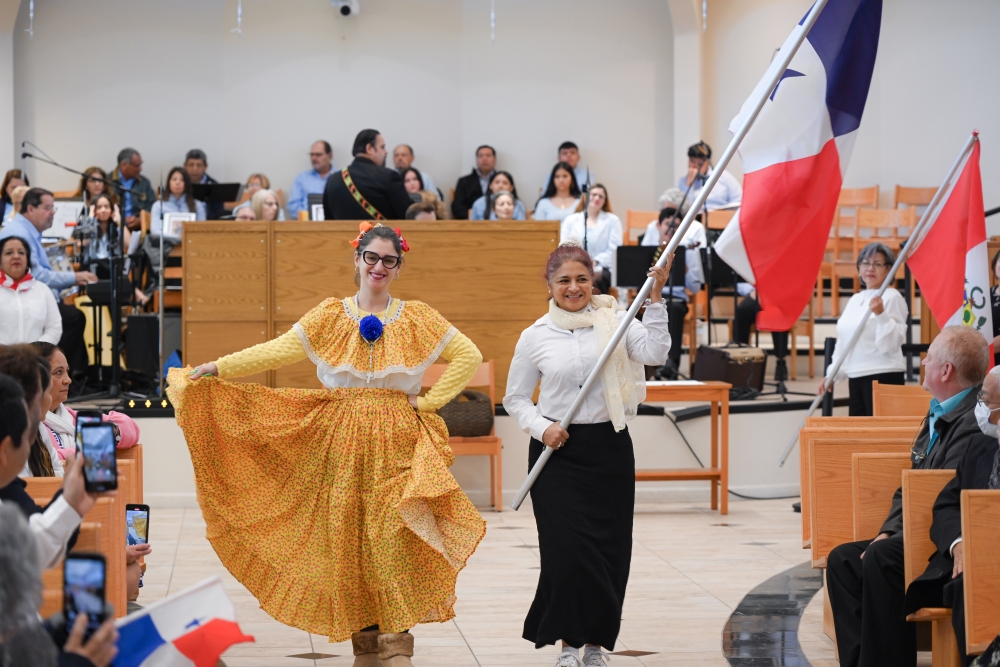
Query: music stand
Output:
[[191, 182, 241, 216]]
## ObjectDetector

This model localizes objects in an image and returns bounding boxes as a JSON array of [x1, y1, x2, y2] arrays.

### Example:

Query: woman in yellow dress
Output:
[[168, 223, 486, 667]]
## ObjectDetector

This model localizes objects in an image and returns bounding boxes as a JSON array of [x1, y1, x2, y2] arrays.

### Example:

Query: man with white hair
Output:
[[826, 326, 993, 667]]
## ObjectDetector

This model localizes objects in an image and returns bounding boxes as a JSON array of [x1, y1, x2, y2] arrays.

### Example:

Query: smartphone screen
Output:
[[64, 554, 106, 638], [74, 411, 102, 450], [126, 504, 149, 545], [79, 423, 118, 492]]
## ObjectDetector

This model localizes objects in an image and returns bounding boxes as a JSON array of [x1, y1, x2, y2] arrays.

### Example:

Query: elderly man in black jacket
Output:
[[904, 366, 1000, 666], [451, 145, 496, 219], [826, 326, 992, 667], [323, 129, 413, 220]]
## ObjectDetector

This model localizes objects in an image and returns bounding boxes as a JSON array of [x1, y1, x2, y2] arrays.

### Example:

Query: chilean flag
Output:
[[715, 0, 882, 331], [906, 140, 993, 359], [113, 577, 254, 667]]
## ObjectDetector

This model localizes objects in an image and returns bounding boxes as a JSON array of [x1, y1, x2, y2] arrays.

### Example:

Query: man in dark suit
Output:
[[323, 129, 413, 220], [451, 145, 496, 219], [826, 326, 992, 667], [904, 368, 1000, 666], [184, 149, 225, 220]]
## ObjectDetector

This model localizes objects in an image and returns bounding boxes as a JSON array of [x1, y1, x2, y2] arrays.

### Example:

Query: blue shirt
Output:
[[287, 169, 333, 218], [542, 165, 594, 194], [675, 166, 742, 211], [533, 198, 579, 222], [117, 169, 137, 218], [150, 195, 207, 235], [469, 196, 527, 220], [0, 214, 75, 298], [927, 387, 974, 453]]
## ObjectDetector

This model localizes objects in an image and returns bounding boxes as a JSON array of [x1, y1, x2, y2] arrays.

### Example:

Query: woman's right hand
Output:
[[542, 422, 570, 450], [816, 379, 832, 395], [189, 363, 218, 380]]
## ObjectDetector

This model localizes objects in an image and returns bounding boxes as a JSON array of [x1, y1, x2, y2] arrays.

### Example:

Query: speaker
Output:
[[692, 345, 766, 392], [125, 314, 182, 380]]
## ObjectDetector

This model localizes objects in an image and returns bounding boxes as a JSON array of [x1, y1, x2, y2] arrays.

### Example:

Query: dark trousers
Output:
[[827, 535, 913, 667], [665, 299, 688, 367], [57, 303, 88, 376], [848, 372, 905, 416], [734, 296, 788, 356]]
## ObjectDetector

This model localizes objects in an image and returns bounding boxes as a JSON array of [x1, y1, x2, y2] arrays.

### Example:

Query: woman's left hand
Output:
[[649, 258, 672, 296], [869, 295, 884, 315], [408, 395, 419, 409]]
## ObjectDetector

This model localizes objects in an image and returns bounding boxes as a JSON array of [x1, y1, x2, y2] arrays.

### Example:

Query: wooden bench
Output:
[[903, 469, 960, 667], [852, 452, 912, 540], [422, 360, 503, 511], [872, 381, 932, 417], [961, 489, 1000, 658]]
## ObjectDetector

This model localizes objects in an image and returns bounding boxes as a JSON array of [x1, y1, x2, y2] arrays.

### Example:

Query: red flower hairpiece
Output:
[[394, 227, 410, 253], [350, 221, 375, 249]]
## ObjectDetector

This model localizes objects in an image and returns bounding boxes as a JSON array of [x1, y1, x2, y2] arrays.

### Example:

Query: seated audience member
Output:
[[234, 206, 257, 221], [0, 189, 94, 378], [490, 191, 516, 221], [288, 140, 334, 218], [540, 141, 594, 194], [1, 168, 28, 222], [419, 189, 447, 220], [641, 206, 706, 376], [453, 145, 497, 219], [0, 237, 62, 346], [393, 144, 440, 199], [826, 325, 990, 667], [5, 185, 29, 223], [323, 129, 413, 220], [109, 148, 155, 230], [670, 141, 742, 211], [559, 184, 622, 294], [903, 366, 1000, 667], [72, 167, 115, 207], [183, 148, 224, 219], [402, 167, 426, 199], [0, 502, 119, 667], [233, 173, 285, 220], [250, 189, 282, 222], [534, 162, 581, 222], [82, 194, 132, 269], [150, 167, 207, 235], [470, 171, 527, 220], [406, 202, 438, 220], [0, 345, 62, 478]]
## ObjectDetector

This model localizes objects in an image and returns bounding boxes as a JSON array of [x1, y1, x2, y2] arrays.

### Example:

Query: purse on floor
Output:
[[437, 390, 494, 437]]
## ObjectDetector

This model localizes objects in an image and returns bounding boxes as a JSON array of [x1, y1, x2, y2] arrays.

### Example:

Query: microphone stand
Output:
[[22, 150, 140, 403]]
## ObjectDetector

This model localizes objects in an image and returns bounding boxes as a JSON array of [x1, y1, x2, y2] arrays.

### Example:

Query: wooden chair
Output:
[[852, 452, 911, 540], [960, 490, 1000, 657], [872, 381, 932, 417], [39, 522, 102, 617], [421, 360, 503, 511], [116, 445, 143, 503], [705, 208, 736, 231], [894, 185, 937, 210], [684, 289, 707, 364], [625, 210, 658, 245], [823, 186, 879, 316], [902, 469, 961, 667], [789, 297, 815, 379], [52, 190, 80, 200]]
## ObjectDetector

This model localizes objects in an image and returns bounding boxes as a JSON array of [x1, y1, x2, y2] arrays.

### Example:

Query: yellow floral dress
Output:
[[166, 297, 487, 641]]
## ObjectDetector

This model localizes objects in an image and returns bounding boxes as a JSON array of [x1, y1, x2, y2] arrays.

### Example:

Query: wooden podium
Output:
[[181, 221, 560, 390]]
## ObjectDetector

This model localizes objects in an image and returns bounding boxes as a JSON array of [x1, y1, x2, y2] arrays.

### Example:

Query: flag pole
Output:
[[509, 0, 832, 511], [777, 130, 980, 467]]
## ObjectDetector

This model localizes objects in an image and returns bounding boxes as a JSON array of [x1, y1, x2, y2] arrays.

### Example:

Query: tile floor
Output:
[[141, 497, 838, 666]]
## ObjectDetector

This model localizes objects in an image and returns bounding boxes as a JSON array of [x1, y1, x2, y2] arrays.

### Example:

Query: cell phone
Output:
[[63, 553, 106, 639], [74, 410, 102, 450], [126, 503, 150, 545], [78, 423, 118, 492]]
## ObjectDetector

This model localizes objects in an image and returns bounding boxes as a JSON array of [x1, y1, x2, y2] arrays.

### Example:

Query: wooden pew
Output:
[[961, 490, 1000, 658], [872, 381, 932, 417], [26, 475, 129, 618], [852, 452, 912, 540], [116, 446, 144, 507], [902, 469, 960, 667]]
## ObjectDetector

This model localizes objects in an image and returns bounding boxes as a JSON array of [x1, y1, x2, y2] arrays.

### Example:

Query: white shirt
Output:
[[672, 166, 742, 211], [640, 220, 705, 299], [0, 278, 62, 345], [504, 302, 671, 441], [559, 211, 623, 272], [1, 495, 82, 569], [829, 288, 908, 380]]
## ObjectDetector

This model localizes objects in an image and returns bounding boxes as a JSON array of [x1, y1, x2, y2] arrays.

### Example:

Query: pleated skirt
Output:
[[524, 422, 635, 650]]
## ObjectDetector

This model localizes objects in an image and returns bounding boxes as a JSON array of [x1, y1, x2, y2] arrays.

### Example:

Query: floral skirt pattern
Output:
[[166, 369, 486, 641]]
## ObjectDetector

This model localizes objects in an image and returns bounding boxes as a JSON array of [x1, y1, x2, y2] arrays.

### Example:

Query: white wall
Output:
[[11, 0, 675, 212], [701, 0, 1000, 231]]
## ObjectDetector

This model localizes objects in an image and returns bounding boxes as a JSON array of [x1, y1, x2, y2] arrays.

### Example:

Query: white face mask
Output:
[[975, 400, 1000, 439]]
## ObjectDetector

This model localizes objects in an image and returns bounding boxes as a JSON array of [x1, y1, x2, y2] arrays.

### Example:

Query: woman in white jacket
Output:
[[558, 184, 622, 295], [0, 236, 61, 345], [820, 242, 908, 415]]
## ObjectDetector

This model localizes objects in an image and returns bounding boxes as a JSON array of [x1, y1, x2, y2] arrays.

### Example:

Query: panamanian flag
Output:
[[715, 0, 882, 331], [113, 576, 254, 667]]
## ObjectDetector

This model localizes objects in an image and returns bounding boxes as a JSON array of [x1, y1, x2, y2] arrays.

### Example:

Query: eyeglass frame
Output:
[[357, 249, 401, 270], [858, 260, 889, 269]]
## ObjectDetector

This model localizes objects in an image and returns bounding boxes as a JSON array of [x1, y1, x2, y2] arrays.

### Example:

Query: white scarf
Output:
[[45, 404, 76, 441], [547, 294, 646, 431]]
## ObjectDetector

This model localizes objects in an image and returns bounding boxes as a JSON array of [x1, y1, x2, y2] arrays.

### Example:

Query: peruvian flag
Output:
[[906, 140, 993, 359], [113, 576, 254, 667], [715, 0, 882, 331]]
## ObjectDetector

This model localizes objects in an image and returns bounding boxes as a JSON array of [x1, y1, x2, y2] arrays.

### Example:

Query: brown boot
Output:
[[351, 629, 381, 667], [377, 632, 415, 667]]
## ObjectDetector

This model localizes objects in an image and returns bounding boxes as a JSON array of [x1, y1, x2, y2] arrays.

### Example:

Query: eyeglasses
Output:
[[359, 250, 400, 269], [858, 261, 888, 269]]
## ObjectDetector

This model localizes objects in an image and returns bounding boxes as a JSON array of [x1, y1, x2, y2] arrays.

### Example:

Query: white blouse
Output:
[[0, 279, 62, 345], [829, 287, 908, 380], [559, 211, 623, 272], [504, 302, 671, 441]]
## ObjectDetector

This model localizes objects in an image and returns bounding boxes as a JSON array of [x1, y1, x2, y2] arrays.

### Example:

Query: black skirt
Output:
[[523, 422, 635, 650]]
